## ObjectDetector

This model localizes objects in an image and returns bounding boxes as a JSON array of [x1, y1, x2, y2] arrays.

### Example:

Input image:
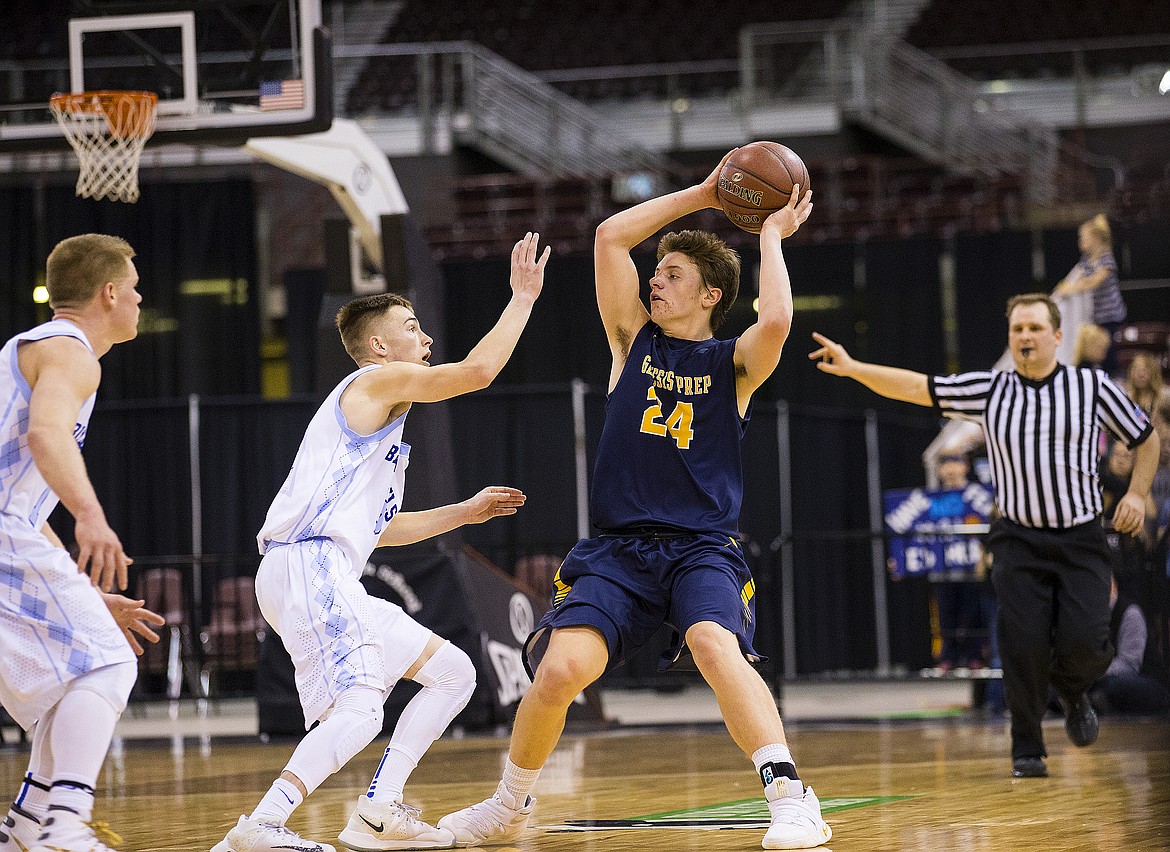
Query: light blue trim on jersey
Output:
[[8, 343, 32, 401], [331, 367, 409, 443]]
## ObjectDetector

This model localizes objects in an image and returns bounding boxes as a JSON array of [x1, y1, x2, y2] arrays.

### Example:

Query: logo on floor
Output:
[[542, 795, 916, 831]]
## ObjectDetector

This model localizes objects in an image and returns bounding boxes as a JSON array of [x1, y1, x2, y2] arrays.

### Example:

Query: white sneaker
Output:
[[209, 815, 336, 852], [0, 808, 40, 852], [762, 784, 832, 849], [27, 810, 122, 852], [338, 798, 455, 851], [436, 784, 533, 847]]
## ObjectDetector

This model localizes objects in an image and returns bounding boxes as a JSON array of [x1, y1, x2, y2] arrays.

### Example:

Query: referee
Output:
[[809, 293, 1159, 778]]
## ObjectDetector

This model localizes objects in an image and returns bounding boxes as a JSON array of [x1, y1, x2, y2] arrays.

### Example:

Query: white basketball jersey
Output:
[[0, 320, 97, 532], [258, 364, 410, 571]]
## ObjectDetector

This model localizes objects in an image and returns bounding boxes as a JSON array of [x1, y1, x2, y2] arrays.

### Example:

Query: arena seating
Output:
[[346, 0, 850, 112], [906, 0, 1170, 79]]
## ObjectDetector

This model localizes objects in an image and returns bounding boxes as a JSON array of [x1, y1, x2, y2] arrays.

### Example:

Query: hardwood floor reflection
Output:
[[2, 716, 1167, 851]]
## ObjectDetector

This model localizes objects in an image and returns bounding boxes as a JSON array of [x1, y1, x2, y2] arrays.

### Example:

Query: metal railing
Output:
[[333, 40, 671, 177]]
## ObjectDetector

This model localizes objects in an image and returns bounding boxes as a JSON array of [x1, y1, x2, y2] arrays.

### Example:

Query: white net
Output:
[[50, 91, 158, 203]]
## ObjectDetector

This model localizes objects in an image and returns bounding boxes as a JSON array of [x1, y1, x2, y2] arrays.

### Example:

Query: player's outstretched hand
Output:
[[101, 593, 166, 656], [763, 186, 813, 238], [808, 331, 856, 377], [700, 147, 739, 206], [510, 232, 551, 303], [463, 486, 527, 525], [75, 512, 132, 592]]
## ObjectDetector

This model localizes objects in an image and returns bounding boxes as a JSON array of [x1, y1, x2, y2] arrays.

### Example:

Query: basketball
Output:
[[716, 141, 810, 234]]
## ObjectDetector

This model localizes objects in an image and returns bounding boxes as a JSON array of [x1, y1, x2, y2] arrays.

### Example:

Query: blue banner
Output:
[[883, 484, 995, 579]]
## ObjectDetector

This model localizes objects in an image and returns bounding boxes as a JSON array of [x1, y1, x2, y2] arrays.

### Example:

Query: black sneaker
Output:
[[1011, 756, 1048, 778], [1062, 692, 1099, 747]]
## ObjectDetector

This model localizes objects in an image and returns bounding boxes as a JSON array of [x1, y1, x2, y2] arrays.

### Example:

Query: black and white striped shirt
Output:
[[929, 365, 1152, 529]]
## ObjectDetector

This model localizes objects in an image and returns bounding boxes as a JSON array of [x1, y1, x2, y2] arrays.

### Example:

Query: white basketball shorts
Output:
[[0, 524, 136, 730], [256, 537, 431, 728]]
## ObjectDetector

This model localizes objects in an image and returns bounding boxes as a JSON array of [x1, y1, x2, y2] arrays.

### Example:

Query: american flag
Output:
[[259, 79, 305, 111]]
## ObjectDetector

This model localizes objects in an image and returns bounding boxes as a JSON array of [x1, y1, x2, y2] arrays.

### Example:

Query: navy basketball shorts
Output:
[[522, 532, 763, 677]]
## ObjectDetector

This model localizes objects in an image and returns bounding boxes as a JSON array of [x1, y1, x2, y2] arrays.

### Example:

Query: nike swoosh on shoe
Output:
[[359, 814, 385, 833]]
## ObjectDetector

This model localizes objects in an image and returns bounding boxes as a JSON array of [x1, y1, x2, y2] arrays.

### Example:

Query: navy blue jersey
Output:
[[590, 322, 748, 535]]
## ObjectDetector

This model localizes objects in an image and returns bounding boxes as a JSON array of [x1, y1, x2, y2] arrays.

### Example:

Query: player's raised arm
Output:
[[357, 233, 550, 412], [808, 332, 932, 406], [24, 336, 130, 592], [733, 185, 812, 408], [594, 152, 734, 364]]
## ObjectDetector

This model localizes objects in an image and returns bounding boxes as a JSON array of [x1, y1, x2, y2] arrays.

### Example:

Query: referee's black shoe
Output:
[[1011, 757, 1048, 778], [1062, 692, 1099, 747]]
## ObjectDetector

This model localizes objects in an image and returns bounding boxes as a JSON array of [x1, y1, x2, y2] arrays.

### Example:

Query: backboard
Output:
[[0, 0, 331, 151]]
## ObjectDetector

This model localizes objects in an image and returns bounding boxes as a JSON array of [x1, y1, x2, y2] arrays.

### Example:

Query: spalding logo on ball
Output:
[[716, 141, 810, 235]]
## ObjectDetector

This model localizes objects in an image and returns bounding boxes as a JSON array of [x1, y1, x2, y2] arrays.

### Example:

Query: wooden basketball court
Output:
[[3, 716, 1166, 851]]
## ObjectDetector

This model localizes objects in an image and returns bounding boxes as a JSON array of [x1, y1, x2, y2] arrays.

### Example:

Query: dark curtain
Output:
[[954, 230, 1034, 370], [864, 236, 946, 376], [39, 180, 260, 398], [0, 186, 45, 342]]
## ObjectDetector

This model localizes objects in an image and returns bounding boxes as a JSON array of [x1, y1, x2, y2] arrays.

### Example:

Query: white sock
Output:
[[500, 759, 540, 808], [13, 773, 51, 820], [366, 642, 476, 805], [45, 685, 122, 823], [250, 778, 303, 827], [752, 744, 802, 802]]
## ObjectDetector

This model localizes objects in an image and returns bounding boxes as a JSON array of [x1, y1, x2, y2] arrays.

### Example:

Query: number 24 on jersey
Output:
[[640, 386, 694, 448]]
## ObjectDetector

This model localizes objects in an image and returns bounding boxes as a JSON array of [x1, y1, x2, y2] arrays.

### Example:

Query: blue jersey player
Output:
[[440, 154, 831, 849]]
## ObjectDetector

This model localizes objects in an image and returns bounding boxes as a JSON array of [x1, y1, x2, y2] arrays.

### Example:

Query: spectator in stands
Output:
[[1124, 351, 1169, 417], [1088, 574, 1170, 716], [1052, 214, 1126, 375], [929, 454, 988, 672], [1072, 323, 1110, 370]]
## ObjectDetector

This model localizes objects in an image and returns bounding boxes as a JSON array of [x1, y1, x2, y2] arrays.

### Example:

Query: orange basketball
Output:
[[716, 141, 810, 234]]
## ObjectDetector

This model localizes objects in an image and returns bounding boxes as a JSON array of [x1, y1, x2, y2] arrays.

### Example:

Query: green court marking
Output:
[[634, 795, 917, 820], [544, 795, 917, 832]]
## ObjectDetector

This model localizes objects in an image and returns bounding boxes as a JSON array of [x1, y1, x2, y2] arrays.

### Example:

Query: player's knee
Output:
[[417, 641, 477, 693], [69, 660, 137, 715], [329, 687, 384, 771], [533, 654, 596, 704], [685, 621, 738, 671]]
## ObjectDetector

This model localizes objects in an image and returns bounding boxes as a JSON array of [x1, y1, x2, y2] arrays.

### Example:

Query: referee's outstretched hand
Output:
[[1111, 492, 1146, 536], [809, 332, 855, 377]]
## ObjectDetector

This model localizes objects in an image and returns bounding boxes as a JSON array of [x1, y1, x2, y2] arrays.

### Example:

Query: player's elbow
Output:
[[594, 218, 625, 250], [26, 426, 59, 462], [757, 311, 792, 342], [460, 359, 498, 392]]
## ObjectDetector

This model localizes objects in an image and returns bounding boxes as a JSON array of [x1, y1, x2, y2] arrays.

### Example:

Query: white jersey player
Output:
[[0, 234, 164, 852], [213, 232, 549, 852]]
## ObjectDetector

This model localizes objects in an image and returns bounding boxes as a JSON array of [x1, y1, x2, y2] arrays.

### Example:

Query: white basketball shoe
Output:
[[27, 810, 122, 852], [0, 808, 39, 852], [436, 784, 534, 847], [210, 815, 336, 852], [337, 798, 455, 850], [762, 782, 832, 849]]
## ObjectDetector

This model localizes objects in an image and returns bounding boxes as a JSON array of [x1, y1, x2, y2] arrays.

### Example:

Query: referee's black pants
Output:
[[988, 517, 1114, 759]]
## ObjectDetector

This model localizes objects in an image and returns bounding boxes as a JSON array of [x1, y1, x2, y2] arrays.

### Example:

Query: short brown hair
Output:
[[1005, 293, 1061, 330], [657, 230, 741, 332], [335, 293, 414, 364], [45, 234, 135, 309]]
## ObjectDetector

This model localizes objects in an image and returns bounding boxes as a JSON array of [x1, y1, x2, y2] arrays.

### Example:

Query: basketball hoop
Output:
[[50, 91, 158, 203]]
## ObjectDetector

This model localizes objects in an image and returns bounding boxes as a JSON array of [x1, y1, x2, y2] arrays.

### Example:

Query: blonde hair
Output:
[[1072, 323, 1110, 367], [1084, 213, 1112, 249], [45, 234, 135, 309], [1125, 351, 1165, 414]]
